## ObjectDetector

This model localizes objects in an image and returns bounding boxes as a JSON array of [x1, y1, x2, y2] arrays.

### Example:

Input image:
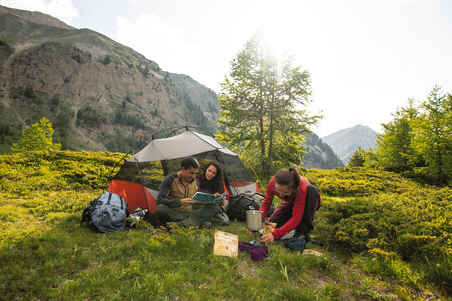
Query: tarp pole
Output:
[[214, 152, 232, 196], [108, 152, 130, 184], [132, 157, 158, 225], [161, 160, 169, 176]]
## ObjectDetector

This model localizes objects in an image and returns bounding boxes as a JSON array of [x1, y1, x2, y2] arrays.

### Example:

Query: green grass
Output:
[[0, 151, 450, 300]]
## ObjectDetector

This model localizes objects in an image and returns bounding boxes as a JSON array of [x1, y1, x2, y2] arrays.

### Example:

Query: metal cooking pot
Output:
[[246, 210, 262, 232]]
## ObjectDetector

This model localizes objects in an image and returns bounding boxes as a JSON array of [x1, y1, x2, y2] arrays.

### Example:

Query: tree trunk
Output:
[[258, 82, 266, 180], [266, 72, 277, 180]]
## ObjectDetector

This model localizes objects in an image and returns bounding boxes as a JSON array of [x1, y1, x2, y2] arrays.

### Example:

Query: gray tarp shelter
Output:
[[129, 130, 237, 162], [109, 130, 259, 218]]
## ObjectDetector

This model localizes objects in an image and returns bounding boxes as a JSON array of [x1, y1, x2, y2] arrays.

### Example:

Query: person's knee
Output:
[[155, 204, 168, 213], [155, 204, 169, 220]]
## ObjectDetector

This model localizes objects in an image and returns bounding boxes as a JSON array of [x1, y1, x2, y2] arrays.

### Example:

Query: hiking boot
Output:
[[282, 235, 306, 252], [200, 221, 213, 229]]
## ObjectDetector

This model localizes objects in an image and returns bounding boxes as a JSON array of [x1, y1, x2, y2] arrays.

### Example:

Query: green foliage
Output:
[[113, 110, 145, 129], [347, 146, 366, 167], [308, 168, 452, 294], [184, 95, 209, 130], [0, 151, 126, 193], [24, 86, 36, 99], [216, 37, 320, 182], [53, 107, 75, 149], [11, 117, 61, 152], [102, 55, 111, 65], [0, 125, 20, 153], [0, 103, 21, 153], [306, 168, 411, 196], [411, 87, 452, 185], [103, 132, 148, 154], [0, 151, 447, 299], [375, 87, 451, 185], [76, 106, 106, 128], [376, 100, 421, 173], [0, 40, 13, 60]]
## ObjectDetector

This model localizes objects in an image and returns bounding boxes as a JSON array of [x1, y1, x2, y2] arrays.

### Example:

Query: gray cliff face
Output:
[[302, 132, 345, 169], [322, 125, 377, 165], [0, 5, 218, 153]]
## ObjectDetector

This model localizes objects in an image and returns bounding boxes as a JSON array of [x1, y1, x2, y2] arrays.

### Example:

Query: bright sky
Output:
[[2, 0, 452, 137]]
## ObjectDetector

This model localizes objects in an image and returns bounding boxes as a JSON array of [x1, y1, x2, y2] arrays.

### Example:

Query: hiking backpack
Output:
[[296, 184, 321, 238], [81, 192, 128, 233], [227, 192, 273, 221]]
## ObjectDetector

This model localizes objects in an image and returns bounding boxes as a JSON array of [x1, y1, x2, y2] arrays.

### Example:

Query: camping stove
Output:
[[246, 210, 263, 246]]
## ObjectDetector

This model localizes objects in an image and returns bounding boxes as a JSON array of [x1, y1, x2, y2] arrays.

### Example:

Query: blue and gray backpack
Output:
[[82, 192, 128, 233]]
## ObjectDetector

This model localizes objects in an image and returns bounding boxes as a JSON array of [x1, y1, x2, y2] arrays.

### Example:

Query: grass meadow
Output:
[[0, 151, 450, 300]]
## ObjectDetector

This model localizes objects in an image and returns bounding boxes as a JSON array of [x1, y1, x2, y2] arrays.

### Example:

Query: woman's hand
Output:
[[245, 228, 253, 235], [260, 233, 275, 244], [214, 193, 224, 206]]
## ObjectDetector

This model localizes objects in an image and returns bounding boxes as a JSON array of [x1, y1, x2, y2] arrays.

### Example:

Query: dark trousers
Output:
[[155, 203, 228, 226], [269, 202, 303, 234], [269, 184, 320, 240]]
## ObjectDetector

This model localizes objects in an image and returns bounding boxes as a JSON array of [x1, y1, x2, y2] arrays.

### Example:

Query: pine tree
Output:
[[11, 117, 61, 152], [411, 87, 452, 185], [348, 147, 366, 167], [375, 87, 451, 185], [375, 100, 421, 172]]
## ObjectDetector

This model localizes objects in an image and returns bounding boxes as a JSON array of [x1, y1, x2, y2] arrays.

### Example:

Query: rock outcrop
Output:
[[0, 5, 218, 152]]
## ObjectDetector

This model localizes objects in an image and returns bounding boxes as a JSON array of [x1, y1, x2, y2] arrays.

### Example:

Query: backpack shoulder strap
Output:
[[120, 195, 124, 210], [107, 192, 113, 205]]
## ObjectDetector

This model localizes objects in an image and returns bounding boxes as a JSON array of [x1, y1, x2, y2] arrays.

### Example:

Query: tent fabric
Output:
[[128, 131, 237, 163], [109, 179, 157, 214], [229, 182, 260, 195], [110, 130, 258, 221]]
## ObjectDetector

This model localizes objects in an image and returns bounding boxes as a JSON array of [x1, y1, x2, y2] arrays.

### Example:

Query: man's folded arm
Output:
[[157, 175, 181, 208]]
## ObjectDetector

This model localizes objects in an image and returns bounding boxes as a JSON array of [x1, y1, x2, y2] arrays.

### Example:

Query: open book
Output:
[[192, 191, 226, 204]]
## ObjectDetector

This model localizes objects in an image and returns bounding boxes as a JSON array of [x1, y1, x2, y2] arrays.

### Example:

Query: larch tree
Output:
[[411, 87, 452, 185], [348, 147, 366, 167], [375, 100, 421, 172], [11, 117, 61, 152], [216, 37, 320, 181]]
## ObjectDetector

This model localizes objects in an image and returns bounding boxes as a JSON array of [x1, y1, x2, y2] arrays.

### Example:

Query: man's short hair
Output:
[[181, 157, 199, 170]]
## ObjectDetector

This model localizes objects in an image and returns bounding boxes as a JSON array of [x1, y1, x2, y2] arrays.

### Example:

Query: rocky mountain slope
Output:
[[302, 132, 344, 169], [322, 125, 377, 165], [0, 5, 218, 153]]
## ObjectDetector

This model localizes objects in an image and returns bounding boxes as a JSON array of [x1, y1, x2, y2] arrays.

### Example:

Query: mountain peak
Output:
[[352, 124, 371, 129], [321, 125, 377, 165]]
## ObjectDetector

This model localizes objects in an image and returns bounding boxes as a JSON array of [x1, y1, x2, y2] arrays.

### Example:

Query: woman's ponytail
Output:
[[288, 164, 300, 189]]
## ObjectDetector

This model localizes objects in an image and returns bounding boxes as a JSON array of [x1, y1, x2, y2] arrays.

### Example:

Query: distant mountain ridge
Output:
[[322, 125, 377, 165]]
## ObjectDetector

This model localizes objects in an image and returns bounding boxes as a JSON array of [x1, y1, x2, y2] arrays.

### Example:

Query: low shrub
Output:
[[309, 168, 452, 294]]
